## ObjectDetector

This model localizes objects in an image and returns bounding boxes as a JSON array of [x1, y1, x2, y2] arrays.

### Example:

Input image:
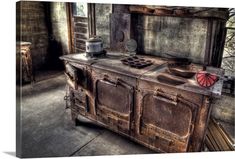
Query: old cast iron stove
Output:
[[60, 52, 224, 153]]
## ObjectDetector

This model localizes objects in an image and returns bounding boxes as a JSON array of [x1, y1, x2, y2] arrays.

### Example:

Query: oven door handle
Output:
[[102, 75, 117, 86], [153, 95, 177, 106], [102, 75, 134, 91], [154, 89, 178, 103], [116, 78, 134, 91]]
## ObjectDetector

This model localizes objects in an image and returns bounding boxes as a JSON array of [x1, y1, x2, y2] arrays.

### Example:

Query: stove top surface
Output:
[[92, 53, 167, 77], [140, 63, 224, 97], [60, 52, 167, 77], [60, 52, 224, 97]]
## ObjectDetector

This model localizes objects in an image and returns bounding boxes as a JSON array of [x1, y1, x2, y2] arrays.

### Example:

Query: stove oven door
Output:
[[95, 77, 134, 135], [139, 89, 198, 152]]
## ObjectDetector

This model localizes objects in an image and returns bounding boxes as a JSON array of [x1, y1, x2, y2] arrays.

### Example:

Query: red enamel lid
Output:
[[196, 71, 218, 88]]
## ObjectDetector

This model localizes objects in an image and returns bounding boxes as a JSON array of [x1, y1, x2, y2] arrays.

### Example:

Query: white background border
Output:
[[0, 0, 234, 158]]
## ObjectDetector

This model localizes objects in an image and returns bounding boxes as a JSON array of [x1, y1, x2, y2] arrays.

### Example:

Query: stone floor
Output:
[[19, 73, 154, 158], [19, 72, 235, 158]]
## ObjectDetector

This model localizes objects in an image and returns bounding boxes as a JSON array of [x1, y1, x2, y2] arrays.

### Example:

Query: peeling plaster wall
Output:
[[50, 2, 69, 55], [95, 4, 112, 49], [134, 15, 208, 64], [212, 95, 235, 124], [44, 2, 69, 69], [16, 1, 49, 70], [16, 1, 70, 70]]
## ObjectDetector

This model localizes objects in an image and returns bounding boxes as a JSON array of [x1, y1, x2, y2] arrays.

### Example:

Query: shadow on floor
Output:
[[76, 117, 105, 130], [4, 152, 16, 157]]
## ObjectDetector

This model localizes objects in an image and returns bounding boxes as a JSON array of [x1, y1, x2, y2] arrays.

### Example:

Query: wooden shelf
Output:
[[129, 6, 229, 20]]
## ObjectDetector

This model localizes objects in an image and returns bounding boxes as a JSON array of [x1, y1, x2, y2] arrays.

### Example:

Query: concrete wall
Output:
[[44, 2, 70, 69], [16, 1, 70, 70], [133, 15, 208, 64], [50, 2, 70, 55], [95, 4, 112, 49], [16, 1, 49, 70], [211, 95, 235, 124]]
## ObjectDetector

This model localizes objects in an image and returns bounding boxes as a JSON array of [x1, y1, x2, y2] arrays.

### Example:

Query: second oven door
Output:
[[95, 77, 134, 134], [139, 90, 198, 152]]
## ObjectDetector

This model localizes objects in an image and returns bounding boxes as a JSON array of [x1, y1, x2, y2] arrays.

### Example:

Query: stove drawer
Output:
[[70, 88, 90, 116], [139, 89, 198, 152], [66, 62, 92, 90], [64, 63, 77, 89], [95, 77, 134, 134], [65, 63, 77, 79]]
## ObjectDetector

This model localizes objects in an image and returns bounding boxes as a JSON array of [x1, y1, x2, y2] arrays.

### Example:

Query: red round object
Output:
[[196, 71, 218, 88]]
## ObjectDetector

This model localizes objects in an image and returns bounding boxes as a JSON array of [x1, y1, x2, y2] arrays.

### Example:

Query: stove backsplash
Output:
[[107, 5, 228, 67], [125, 7, 228, 67], [133, 15, 208, 64]]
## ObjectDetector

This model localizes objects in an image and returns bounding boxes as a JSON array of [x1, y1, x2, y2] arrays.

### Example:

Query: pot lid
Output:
[[125, 39, 137, 52], [16, 41, 32, 46], [87, 36, 102, 42], [196, 71, 218, 88]]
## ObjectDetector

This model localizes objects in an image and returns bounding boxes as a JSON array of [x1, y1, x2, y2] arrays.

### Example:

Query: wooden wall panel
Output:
[[73, 16, 88, 53]]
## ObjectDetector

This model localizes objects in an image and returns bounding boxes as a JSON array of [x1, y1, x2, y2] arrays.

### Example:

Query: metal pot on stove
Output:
[[86, 36, 104, 55]]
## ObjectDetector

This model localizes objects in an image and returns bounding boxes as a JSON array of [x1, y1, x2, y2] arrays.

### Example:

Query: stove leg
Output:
[[75, 118, 79, 126], [71, 111, 79, 126]]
